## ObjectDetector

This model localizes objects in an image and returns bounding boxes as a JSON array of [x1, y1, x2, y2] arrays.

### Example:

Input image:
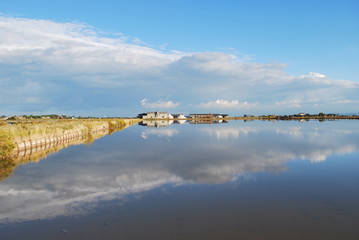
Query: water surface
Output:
[[1, 120, 358, 239]]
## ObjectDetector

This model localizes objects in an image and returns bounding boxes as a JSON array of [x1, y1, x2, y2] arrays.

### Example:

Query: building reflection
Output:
[[139, 119, 228, 127], [189, 119, 228, 124], [139, 120, 174, 127]]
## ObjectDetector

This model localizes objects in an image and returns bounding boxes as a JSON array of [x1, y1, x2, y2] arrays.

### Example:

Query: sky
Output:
[[0, 0, 358, 117]]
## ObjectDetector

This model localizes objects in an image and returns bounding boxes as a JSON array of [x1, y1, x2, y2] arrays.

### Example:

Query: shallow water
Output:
[[1, 120, 358, 239]]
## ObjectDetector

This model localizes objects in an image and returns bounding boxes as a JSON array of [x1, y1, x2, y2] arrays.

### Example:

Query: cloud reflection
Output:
[[0, 121, 358, 223], [141, 128, 179, 139], [198, 126, 258, 140]]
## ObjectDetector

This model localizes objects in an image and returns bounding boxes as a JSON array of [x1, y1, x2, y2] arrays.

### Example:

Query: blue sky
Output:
[[0, 0, 358, 116]]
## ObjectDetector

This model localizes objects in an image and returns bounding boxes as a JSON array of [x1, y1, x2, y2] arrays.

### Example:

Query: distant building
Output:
[[189, 113, 228, 119], [172, 114, 187, 119], [138, 112, 174, 119], [188, 113, 228, 124]]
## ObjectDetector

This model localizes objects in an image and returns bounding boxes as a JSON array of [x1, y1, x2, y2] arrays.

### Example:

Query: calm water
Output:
[[0, 120, 358, 240]]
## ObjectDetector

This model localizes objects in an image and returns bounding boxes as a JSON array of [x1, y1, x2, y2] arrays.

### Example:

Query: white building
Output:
[[172, 114, 187, 119], [138, 112, 173, 119]]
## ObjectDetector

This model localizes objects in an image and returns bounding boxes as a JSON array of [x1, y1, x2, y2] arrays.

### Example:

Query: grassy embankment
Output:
[[0, 118, 139, 180]]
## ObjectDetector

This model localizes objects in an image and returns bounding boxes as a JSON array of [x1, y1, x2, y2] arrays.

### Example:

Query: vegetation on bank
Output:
[[0, 119, 129, 143], [0, 118, 139, 181], [0, 133, 15, 180], [0, 114, 138, 120]]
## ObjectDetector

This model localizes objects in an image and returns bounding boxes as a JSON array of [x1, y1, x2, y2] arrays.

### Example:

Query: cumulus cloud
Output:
[[140, 98, 179, 109], [299, 72, 357, 88], [0, 17, 180, 67], [0, 16, 358, 116], [197, 99, 256, 109]]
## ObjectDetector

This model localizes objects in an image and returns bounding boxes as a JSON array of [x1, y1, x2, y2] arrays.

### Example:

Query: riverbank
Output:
[[0, 118, 140, 180]]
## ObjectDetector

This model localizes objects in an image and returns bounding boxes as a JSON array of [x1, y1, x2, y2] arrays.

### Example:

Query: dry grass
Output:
[[0, 119, 132, 143], [0, 118, 139, 181], [0, 132, 16, 180]]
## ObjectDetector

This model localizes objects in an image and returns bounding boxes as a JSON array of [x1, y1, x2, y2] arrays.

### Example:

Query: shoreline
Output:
[[0, 118, 140, 180], [138, 115, 359, 121], [227, 116, 359, 120]]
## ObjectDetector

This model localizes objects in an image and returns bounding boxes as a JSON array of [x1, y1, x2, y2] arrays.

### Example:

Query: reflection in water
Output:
[[138, 119, 229, 128], [0, 121, 359, 228], [141, 128, 179, 139], [198, 126, 258, 139], [139, 120, 174, 127], [0, 129, 110, 181], [13, 129, 109, 162]]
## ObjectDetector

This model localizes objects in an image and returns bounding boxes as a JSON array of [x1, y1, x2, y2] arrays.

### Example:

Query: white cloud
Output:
[[299, 72, 358, 88], [140, 98, 180, 109], [197, 99, 256, 109], [0, 16, 358, 116], [0, 16, 183, 74]]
